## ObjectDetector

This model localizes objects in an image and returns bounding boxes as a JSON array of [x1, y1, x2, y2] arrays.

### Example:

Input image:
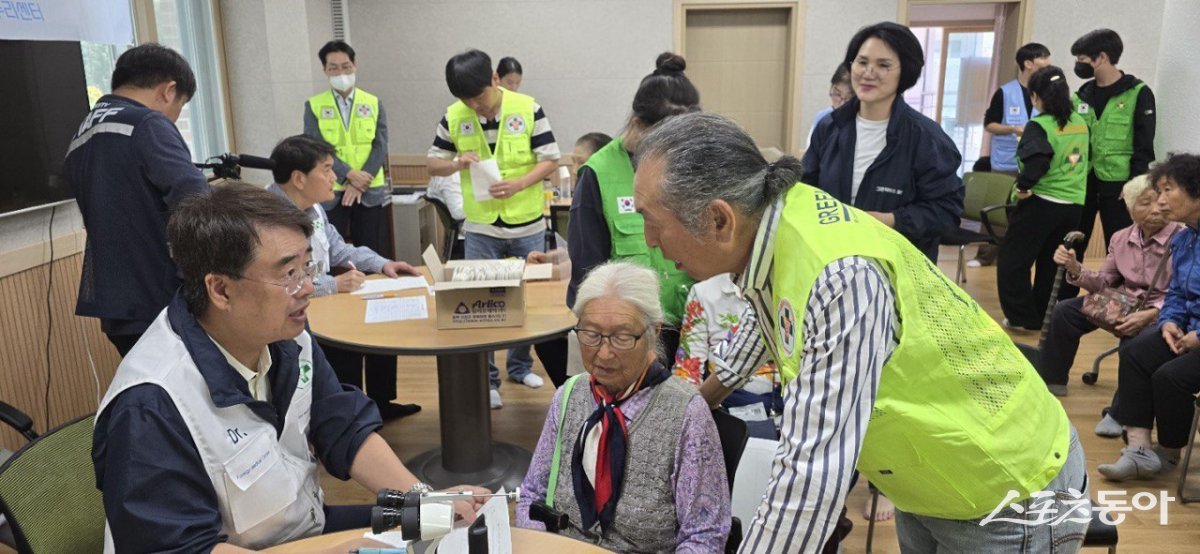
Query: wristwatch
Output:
[[409, 482, 434, 495]]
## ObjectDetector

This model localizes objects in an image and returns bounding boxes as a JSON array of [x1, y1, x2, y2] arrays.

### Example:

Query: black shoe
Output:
[[377, 402, 422, 420]]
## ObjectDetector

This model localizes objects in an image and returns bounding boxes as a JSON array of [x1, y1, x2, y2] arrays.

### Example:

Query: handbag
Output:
[[1081, 246, 1172, 336]]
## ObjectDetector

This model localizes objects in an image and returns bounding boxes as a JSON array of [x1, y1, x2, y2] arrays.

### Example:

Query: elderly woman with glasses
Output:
[[516, 261, 730, 552]]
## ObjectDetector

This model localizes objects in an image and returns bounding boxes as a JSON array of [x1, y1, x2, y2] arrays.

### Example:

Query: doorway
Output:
[[676, 2, 801, 152]]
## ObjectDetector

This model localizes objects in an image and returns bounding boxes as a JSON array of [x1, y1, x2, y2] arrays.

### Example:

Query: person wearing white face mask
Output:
[[303, 40, 392, 261]]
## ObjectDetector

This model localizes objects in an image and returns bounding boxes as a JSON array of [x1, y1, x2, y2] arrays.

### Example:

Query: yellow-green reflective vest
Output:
[[585, 137, 695, 324], [1072, 82, 1145, 182], [446, 88, 541, 225], [308, 89, 384, 191], [771, 183, 1070, 519], [1017, 113, 1089, 205]]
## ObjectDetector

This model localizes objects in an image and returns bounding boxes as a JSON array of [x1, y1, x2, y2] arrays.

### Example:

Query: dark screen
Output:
[[0, 39, 89, 214]]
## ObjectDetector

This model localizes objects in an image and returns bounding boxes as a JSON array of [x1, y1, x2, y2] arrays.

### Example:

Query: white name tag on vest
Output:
[[224, 432, 280, 492]]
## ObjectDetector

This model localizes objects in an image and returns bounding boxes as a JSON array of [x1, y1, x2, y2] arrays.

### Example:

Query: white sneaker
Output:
[[490, 389, 503, 409], [518, 373, 544, 389], [967, 259, 982, 268]]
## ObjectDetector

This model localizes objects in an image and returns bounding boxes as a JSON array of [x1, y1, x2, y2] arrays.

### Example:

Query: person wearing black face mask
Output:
[[1068, 29, 1157, 277]]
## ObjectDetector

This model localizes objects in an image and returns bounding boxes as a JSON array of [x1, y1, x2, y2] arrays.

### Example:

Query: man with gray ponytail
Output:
[[633, 112, 1089, 553]]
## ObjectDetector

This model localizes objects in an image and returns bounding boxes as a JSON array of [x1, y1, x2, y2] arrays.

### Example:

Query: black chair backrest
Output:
[[712, 409, 749, 491]]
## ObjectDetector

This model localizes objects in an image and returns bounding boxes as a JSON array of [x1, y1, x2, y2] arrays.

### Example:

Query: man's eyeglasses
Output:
[[236, 259, 319, 295], [574, 327, 646, 351]]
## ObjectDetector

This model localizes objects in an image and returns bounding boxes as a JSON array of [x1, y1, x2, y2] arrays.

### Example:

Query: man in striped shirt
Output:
[[632, 113, 1089, 553], [426, 49, 561, 408]]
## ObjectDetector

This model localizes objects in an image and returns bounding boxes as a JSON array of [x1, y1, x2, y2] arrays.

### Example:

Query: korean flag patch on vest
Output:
[[1077, 103, 1090, 114], [460, 121, 476, 136], [777, 298, 796, 356], [505, 114, 526, 134], [617, 196, 636, 214], [320, 107, 336, 119], [356, 103, 373, 118]]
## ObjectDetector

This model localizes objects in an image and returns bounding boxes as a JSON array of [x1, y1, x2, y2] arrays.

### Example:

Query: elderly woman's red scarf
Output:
[[571, 361, 670, 533]]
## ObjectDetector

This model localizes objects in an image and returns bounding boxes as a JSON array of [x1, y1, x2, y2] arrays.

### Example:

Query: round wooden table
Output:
[[264, 527, 611, 553], [307, 269, 575, 490]]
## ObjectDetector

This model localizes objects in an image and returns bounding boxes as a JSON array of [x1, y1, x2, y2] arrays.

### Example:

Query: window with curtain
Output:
[[152, 0, 229, 163], [78, 1, 229, 164]]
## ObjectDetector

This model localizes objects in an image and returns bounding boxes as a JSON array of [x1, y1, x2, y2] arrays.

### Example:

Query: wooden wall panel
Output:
[[0, 253, 120, 451]]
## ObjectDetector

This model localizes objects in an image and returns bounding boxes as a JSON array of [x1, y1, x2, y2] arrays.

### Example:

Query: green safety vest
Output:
[[446, 88, 541, 225], [771, 183, 1070, 519], [1018, 113, 1089, 205], [308, 89, 385, 191], [1072, 82, 1145, 182], [585, 137, 695, 324]]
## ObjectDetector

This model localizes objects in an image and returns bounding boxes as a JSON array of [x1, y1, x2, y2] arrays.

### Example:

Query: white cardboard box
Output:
[[421, 246, 551, 330]]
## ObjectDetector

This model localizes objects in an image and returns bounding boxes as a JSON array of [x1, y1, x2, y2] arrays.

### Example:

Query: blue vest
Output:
[[990, 80, 1037, 172]]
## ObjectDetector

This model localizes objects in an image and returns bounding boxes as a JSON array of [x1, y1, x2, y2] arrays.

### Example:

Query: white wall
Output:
[[217, 0, 1178, 163], [221, 0, 905, 159], [1026, 0, 1164, 95], [1153, 0, 1200, 154]]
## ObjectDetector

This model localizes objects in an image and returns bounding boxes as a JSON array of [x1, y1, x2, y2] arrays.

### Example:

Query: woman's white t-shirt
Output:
[[851, 115, 889, 203]]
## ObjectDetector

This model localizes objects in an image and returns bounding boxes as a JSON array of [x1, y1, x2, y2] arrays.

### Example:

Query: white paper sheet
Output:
[[469, 158, 502, 201], [351, 276, 432, 296], [436, 487, 512, 554], [365, 296, 429, 323]]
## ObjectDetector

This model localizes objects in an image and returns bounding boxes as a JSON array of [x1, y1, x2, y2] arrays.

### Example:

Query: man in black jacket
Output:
[[1071, 28, 1156, 258], [63, 43, 209, 355]]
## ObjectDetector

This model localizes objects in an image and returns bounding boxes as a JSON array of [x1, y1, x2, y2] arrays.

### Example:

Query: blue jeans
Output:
[[895, 426, 1090, 553], [464, 231, 544, 389]]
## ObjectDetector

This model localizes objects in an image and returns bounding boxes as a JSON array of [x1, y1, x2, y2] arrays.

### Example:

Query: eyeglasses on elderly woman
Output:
[[573, 327, 647, 351]]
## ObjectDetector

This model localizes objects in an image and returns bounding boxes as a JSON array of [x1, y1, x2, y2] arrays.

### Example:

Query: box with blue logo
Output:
[[421, 246, 551, 329]]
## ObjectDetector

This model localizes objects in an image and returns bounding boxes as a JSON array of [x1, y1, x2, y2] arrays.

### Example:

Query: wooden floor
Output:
[[317, 245, 1200, 552]]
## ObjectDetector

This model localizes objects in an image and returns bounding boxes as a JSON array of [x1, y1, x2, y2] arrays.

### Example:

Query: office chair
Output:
[[0, 410, 105, 553]]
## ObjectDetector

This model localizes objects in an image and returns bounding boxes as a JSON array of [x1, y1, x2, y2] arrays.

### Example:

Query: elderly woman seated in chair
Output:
[[516, 261, 730, 552]]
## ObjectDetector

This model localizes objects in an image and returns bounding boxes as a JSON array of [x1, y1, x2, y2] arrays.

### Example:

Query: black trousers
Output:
[[106, 333, 142, 357], [325, 200, 391, 258], [324, 345, 398, 404], [997, 196, 1083, 329], [532, 337, 569, 389], [1077, 175, 1133, 262], [1117, 326, 1200, 448]]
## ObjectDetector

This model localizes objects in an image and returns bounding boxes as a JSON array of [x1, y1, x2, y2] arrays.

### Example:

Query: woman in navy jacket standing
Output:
[[802, 22, 964, 261]]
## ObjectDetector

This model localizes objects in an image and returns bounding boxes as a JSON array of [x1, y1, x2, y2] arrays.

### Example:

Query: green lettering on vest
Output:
[[308, 89, 384, 191], [771, 183, 1070, 519], [585, 137, 695, 324]]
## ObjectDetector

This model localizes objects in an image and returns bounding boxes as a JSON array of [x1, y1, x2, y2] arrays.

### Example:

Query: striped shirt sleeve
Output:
[[739, 257, 896, 554], [529, 104, 561, 162], [428, 116, 456, 160], [711, 304, 770, 389]]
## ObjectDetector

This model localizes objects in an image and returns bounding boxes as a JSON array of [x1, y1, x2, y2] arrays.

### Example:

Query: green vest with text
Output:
[[446, 88, 541, 225], [1018, 112, 1089, 205], [1072, 82, 1145, 182], [308, 89, 384, 191], [585, 137, 695, 324], [771, 183, 1070, 519]]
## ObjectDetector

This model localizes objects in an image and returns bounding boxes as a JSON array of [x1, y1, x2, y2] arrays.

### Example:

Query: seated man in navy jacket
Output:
[[92, 184, 487, 553]]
